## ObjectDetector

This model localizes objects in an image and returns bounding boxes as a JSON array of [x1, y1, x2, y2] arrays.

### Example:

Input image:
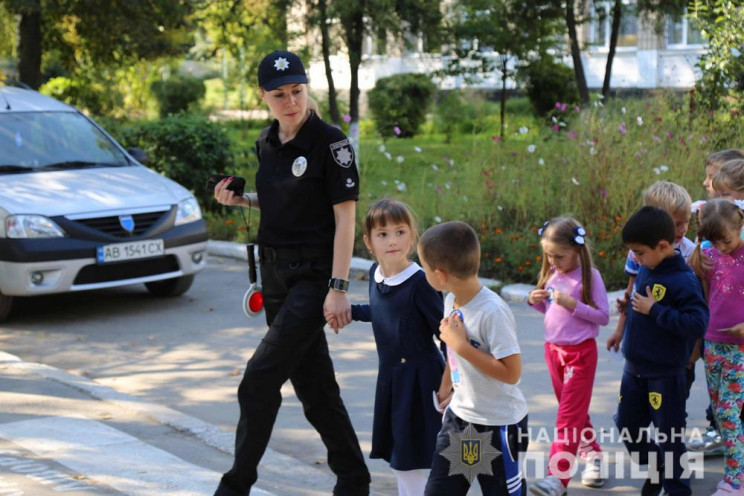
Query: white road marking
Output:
[[0, 415, 227, 496]]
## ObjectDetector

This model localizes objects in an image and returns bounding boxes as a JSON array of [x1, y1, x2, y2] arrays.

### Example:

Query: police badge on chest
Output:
[[292, 156, 307, 177]]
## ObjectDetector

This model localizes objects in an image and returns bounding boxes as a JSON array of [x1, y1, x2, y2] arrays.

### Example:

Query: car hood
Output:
[[0, 165, 192, 217]]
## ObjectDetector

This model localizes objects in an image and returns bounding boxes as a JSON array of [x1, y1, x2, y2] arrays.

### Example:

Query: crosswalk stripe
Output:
[[0, 415, 271, 496]]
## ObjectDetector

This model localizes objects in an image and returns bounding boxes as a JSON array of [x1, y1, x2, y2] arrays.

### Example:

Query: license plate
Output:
[[96, 239, 164, 263]]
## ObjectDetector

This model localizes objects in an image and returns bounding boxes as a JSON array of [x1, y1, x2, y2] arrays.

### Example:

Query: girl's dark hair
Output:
[[689, 199, 744, 292], [537, 217, 597, 308], [363, 199, 418, 255]]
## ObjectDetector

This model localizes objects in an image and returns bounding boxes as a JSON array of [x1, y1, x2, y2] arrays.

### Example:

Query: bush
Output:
[[150, 75, 206, 117], [519, 57, 579, 116], [41, 76, 124, 117], [368, 73, 436, 138], [116, 115, 233, 212]]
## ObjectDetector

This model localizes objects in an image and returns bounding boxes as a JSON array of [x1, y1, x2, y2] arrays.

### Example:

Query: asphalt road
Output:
[[0, 254, 724, 495]]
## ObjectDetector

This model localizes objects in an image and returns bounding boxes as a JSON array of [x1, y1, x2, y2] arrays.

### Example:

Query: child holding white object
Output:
[[528, 218, 609, 496]]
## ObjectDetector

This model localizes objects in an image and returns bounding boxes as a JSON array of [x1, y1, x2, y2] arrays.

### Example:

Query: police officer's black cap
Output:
[[258, 50, 308, 91]]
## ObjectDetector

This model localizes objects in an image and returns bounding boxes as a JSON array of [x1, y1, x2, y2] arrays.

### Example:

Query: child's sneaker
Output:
[[529, 475, 566, 496], [712, 480, 744, 496], [687, 426, 724, 456], [580, 454, 605, 488]]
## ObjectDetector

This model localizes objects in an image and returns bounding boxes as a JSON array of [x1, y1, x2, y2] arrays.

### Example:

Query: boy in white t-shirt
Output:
[[418, 221, 528, 496]]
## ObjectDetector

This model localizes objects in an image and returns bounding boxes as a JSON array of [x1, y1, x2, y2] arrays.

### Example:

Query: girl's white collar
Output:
[[374, 262, 421, 286]]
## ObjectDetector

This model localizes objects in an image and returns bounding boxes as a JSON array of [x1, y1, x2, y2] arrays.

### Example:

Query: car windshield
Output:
[[0, 111, 129, 172]]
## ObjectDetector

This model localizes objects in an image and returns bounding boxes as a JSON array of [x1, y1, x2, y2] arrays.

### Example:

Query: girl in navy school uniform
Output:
[[337, 199, 447, 496]]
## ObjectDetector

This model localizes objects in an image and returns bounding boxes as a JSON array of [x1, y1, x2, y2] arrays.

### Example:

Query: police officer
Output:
[[213, 50, 370, 496]]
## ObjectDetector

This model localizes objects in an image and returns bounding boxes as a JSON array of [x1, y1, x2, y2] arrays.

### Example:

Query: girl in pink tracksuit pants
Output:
[[527, 217, 610, 496]]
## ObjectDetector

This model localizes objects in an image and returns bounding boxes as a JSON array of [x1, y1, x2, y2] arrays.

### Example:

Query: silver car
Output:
[[0, 86, 208, 320]]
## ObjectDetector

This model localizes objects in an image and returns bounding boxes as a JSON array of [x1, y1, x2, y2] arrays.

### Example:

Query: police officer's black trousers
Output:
[[215, 255, 370, 496]]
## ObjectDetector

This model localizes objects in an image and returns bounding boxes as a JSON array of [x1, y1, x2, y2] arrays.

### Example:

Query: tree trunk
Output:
[[602, 0, 622, 99], [18, 10, 42, 90], [500, 57, 507, 139], [318, 0, 340, 125], [345, 4, 365, 123], [565, 0, 589, 104]]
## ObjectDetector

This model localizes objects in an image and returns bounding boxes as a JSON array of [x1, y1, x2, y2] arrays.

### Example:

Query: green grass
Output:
[[207, 93, 744, 288]]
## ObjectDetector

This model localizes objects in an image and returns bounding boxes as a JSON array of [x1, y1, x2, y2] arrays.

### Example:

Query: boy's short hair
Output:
[[418, 221, 480, 278], [622, 206, 675, 247], [642, 181, 691, 217], [706, 149, 744, 169]]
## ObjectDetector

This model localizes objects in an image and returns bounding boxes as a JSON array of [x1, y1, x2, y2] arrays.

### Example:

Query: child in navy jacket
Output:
[[616, 206, 709, 496]]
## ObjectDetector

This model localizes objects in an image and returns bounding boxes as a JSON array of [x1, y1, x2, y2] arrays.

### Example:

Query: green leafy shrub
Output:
[[41, 76, 123, 116], [116, 115, 233, 212], [368, 73, 436, 138], [519, 57, 579, 116], [150, 75, 206, 117]]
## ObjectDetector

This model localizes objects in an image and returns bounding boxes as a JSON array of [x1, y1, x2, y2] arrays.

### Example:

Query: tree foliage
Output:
[[0, 0, 194, 88], [441, 0, 564, 136], [689, 0, 744, 111]]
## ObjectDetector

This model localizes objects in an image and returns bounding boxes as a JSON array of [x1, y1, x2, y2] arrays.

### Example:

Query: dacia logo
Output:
[[119, 215, 135, 234], [462, 439, 480, 466]]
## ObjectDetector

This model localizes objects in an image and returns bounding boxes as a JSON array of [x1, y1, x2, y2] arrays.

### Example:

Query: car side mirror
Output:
[[127, 147, 149, 165]]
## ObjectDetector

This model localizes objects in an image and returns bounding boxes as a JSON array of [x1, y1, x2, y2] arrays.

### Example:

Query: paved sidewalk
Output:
[[0, 243, 727, 495]]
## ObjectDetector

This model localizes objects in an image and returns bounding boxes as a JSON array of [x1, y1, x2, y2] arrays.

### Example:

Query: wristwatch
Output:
[[328, 278, 349, 293]]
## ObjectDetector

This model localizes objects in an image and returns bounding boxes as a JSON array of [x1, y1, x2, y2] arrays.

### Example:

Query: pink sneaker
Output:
[[711, 480, 744, 496]]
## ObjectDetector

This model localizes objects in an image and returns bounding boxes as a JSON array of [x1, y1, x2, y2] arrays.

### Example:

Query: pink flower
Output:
[[701, 136, 708, 143], [553, 125, 560, 132], [601, 189, 607, 198], [560, 103, 567, 112], [619, 122, 627, 135], [732, 109, 740, 116], [574, 106, 581, 112], [394, 126, 401, 136], [555, 102, 562, 109], [568, 131, 578, 140], [492, 135, 501, 142], [666, 131, 674, 138]]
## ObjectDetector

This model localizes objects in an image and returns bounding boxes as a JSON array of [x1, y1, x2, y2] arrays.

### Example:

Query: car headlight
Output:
[[175, 198, 203, 226], [5, 215, 66, 238]]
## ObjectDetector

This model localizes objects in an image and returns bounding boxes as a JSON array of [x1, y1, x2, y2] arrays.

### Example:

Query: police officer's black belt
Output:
[[260, 245, 333, 262]]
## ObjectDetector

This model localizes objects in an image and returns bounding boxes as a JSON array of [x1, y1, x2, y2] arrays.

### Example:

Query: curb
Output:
[[0, 350, 341, 496], [207, 240, 624, 315]]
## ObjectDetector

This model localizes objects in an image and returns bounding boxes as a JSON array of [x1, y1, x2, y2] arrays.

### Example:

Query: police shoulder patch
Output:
[[330, 139, 354, 168]]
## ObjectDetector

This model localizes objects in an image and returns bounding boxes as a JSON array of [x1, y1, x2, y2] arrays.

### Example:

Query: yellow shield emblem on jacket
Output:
[[651, 284, 666, 301], [649, 392, 662, 410]]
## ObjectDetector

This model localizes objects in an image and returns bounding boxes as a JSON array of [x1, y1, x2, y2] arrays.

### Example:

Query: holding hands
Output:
[[323, 291, 352, 334]]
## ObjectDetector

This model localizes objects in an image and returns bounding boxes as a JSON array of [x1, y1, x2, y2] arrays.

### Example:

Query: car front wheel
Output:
[[145, 275, 195, 297], [0, 292, 13, 322]]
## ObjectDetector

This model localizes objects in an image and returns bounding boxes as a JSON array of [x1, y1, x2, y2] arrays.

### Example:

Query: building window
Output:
[[590, 1, 638, 49], [667, 12, 704, 47]]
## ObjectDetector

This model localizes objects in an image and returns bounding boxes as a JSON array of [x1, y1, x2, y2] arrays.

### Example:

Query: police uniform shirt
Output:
[[255, 110, 359, 248]]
